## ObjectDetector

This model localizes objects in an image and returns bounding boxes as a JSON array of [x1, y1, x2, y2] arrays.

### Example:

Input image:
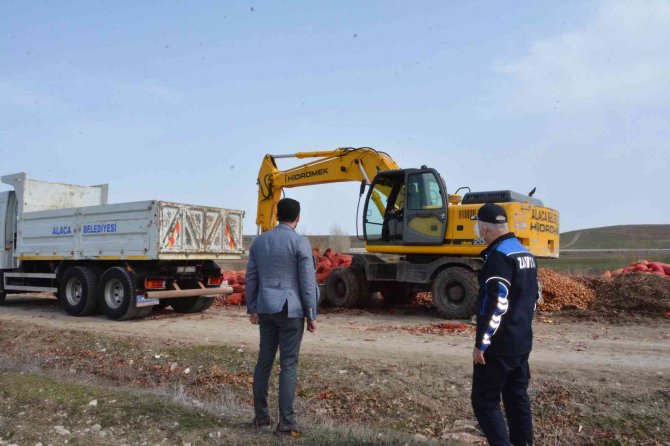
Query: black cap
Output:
[[470, 203, 507, 224]]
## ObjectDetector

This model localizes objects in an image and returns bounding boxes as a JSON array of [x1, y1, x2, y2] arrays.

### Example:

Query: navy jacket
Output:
[[475, 233, 539, 356], [245, 223, 319, 320]]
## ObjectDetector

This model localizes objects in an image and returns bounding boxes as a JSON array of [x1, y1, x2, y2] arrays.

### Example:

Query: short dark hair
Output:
[[277, 198, 300, 223]]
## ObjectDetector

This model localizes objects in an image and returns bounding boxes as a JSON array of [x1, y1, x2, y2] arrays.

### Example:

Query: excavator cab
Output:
[[363, 167, 448, 246]]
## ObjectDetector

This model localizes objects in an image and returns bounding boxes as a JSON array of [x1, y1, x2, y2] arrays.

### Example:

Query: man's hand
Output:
[[473, 347, 486, 365], [249, 313, 259, 325], [307, 319, 317, 333]]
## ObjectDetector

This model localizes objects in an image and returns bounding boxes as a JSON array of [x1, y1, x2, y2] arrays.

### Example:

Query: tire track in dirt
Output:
[[1, 295, 668, 374]]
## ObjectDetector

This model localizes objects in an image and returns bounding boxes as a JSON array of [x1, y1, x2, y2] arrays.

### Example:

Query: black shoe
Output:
[[273, 424, 305, 437], [252, 418, 274, 429]]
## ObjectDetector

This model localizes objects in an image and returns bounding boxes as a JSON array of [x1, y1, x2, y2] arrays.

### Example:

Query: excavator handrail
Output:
[[256, 147, 400, 233]]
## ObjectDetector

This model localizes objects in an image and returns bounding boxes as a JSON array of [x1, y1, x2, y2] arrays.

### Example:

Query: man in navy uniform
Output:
[[470, 203, 539, 446], [246, 198, 319, 436]]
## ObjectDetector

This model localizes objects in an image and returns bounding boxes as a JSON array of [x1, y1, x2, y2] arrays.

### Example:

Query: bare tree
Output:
[[328, 223, 350, 253]]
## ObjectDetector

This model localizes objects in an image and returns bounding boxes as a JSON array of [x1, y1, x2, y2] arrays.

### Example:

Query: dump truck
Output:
[[0, 172, 244, 320]]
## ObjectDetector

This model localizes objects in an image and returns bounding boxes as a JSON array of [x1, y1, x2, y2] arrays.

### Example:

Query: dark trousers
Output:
[[253, 304, 305, 429], [471, 353, 533, 446]]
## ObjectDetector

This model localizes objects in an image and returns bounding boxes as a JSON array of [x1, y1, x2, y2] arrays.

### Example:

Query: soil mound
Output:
[[537, 268, 596, 312], [591, 273, 670, 314]]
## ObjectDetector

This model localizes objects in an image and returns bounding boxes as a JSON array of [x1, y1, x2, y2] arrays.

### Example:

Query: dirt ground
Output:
[[1, 295, 668, 372], [1, 294, 669, 445]]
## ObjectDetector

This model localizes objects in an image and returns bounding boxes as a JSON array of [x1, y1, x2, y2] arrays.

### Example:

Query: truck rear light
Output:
[[207, 275, 223, 286], [145, 279, 167, 290]]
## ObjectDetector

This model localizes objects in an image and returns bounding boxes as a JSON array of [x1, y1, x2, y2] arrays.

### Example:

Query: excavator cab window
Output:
[[363, 173, 404, 244], [407, 172, 443, 210], [402, 169, 448, 245], [383, 182, 406, 243]]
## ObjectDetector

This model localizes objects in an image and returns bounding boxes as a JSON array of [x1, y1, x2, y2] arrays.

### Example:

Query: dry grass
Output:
[[0, 349, 440, 445], [1, 320, 668, 445]]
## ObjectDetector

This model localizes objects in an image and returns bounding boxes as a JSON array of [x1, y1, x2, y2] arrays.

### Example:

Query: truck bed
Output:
[[17, 200, 244, 261]]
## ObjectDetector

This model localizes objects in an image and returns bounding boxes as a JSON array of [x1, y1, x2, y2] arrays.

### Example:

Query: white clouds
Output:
[[479, 0, 670, 230], [497, 0, 670, 112]]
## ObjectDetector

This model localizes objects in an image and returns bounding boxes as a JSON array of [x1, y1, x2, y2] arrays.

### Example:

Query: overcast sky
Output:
[[1, 0, 668, 235]]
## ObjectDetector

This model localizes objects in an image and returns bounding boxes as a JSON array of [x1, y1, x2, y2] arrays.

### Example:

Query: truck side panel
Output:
[[16, 201, 245, 261], [17, 201, 154, 260]]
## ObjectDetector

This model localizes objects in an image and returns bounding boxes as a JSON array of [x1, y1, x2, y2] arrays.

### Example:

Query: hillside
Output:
[[560, 224, 670, 250], [242, 225, 670, 252]]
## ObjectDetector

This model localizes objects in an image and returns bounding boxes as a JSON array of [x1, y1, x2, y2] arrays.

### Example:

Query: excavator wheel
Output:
[[431, 267, 479, 319], [325, 267, 361, 308], [351, 266, 371, 306]]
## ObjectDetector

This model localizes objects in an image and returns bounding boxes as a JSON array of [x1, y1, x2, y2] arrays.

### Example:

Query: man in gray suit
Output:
[[245, 198, 319, 436]]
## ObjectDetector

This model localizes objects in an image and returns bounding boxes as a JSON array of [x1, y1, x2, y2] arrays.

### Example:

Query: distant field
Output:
[[239, 225, 670, 275], [243, 225, 670, 251], [545, 224, 670, 274], [561, 224, 670, 249], [540, 252, 670, 275]]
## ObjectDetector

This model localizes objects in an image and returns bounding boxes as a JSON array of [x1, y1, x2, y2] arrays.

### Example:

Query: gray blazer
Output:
[[245, 223, 319, 320]]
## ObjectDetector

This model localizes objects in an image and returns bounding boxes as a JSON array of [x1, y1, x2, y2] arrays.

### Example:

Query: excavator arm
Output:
[[256, 147, 400, 233]]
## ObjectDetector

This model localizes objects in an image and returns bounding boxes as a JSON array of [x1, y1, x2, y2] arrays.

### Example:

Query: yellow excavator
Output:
[[256, 147, 559, 318]]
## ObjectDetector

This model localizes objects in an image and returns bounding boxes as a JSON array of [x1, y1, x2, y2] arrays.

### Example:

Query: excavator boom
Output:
[[256, 147, 399, 233]]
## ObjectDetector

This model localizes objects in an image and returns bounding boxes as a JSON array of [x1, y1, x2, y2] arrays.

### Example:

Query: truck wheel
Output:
[[432, 267, 478, 319], [378, 284, 413, 305], [0, 291, 5, 305], [171, 296, 215, 313], [99, 267, 140, 321], [60, 266, 99, 316], [325, 267, 360, 308]]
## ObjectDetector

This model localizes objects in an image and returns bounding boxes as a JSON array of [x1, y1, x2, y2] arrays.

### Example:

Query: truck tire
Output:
[[60, 266, 99, 316], [432, 267, 478, 319], [170, 296, 215, 313], [156, 299, 171, 309], [353, 267, 371, 306], [0, 273, 5, 304], [134, 307, 153, 319], [325, 267, 360, 308], [99, 267, 141, 321], [378, 284, 413, 305]]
